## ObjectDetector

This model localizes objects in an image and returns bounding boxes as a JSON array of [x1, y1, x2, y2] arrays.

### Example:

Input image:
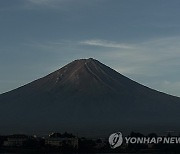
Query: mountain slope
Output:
[[0, 58, 180, 136]]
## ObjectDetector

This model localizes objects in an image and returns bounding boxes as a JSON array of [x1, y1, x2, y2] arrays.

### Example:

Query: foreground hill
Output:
[[0, 58, 180, 136]]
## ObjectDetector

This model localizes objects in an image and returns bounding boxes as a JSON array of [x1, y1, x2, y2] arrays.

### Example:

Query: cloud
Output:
[[80, 39, 134, 49], [22, 0, 69, 9], [0, 0, 63, 11], [150, 80, 180, 97], [28, 0, 50, 4], [79, 37, 180, 96], [27, 0, 61, 5]]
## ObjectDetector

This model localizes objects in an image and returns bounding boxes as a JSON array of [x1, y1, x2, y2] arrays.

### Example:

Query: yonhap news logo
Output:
[[109, 132, 123, 149], [109, 131, 180, 149]]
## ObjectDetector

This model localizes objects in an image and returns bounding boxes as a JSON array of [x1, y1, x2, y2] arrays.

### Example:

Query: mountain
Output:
[[0, 58, 180, 136]]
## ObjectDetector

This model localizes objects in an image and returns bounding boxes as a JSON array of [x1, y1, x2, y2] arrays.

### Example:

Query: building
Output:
[[45, 132, 78, 149], [3, 134, 29, 147]]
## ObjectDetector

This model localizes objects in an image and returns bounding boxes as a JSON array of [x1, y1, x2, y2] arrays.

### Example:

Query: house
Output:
[[45, 132, 78, 149], [3, 134, 29, 147]]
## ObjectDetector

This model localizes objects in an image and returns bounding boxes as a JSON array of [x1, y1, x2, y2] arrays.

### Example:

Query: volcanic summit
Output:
[[0, 58, 180, 136]]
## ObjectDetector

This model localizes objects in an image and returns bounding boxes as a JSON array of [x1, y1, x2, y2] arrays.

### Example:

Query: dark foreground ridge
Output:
[[1, 131, 180, 153], [0, 58, 180, 136]]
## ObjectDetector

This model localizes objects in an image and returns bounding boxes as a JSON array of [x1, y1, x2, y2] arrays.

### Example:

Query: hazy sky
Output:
[[0, 0, 180, 96]]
